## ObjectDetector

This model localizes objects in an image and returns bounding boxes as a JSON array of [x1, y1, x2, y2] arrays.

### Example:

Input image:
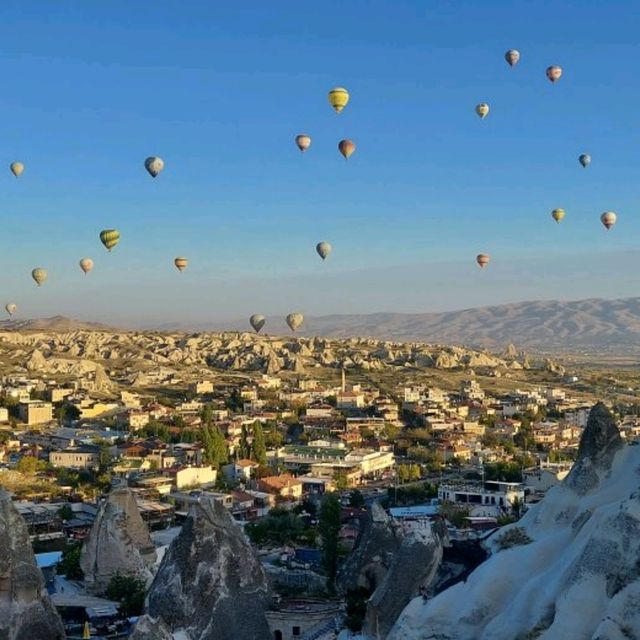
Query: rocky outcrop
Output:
[[80, 487, 155, 594], [339, 502, 403, 594], [363, 526, 442, 639], [0, 489, 66, 640], [388, 404, 640, 640], [132, 496, 272, 640]]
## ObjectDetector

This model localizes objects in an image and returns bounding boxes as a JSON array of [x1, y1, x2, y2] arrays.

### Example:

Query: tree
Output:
[[98, 446, 112, 473], [202, 425, 228, 469], [349, 490, 365, 508], [251, 421, 267, 465], [58, 504, 74, 521], [106, 573, 146, 617], [59, 543, 84, 580], [238, 425, 250, 459], [55, 403, 81, 426], [319, 493, 341, 592], [333, 472, 349, 491], [17, 455, 40, 474]]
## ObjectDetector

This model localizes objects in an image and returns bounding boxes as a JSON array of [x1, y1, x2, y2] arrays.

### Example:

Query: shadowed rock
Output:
[[132, 496, 272, 640], [80, 487, 155, 594], [0, 489, 66, 640]]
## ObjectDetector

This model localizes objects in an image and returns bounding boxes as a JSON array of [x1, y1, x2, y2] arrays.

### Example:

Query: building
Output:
[[190, 380, 214, 395], [336, 391, 365, 410], [127, 410, 150, 431], [258, 474, 303, 500], [438, 480, 525, 515], [223, 459, 259, 484], [174, 465, 217, 490], [49, 447, 99, 470], [523, 462, 572, 492], [19, 401, 53, 425]]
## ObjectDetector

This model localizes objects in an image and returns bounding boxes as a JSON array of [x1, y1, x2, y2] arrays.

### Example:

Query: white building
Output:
[[438, 480, 525, 515]]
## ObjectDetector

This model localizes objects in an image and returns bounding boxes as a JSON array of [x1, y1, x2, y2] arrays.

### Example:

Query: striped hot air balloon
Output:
[[328, 87, 350, 113], [32, 268, 47, 286], [551, 208, 566, 223], [174, 257, 188, 272], [100, 229, 120, 252]]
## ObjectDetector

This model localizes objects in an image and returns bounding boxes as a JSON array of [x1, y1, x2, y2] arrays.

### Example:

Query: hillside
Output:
[[0, 315, 114, 333], [299, 297, 640, 352]]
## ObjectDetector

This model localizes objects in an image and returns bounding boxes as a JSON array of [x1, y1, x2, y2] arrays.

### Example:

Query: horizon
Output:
[[0, 2, 639, 324]]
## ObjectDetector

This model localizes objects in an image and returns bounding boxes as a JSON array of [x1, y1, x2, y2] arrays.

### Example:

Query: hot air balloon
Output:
[[5, 303, 16, 317], [316, 242, 332, 260], [32, 268, 47, 286], [286, 313, 304, 332], [338, 139, 356, 160], [328, 87, 349, 113], [601, 211, 617, 230], [100, 229, 120, 252], [144, 156, 164, 178], [475, 103, 490, 119], [250, 314, 266, 333], [551, 208, 566, 223], [546, 65, 562, 83], [295, 135, 311, 152], [505, 49, 520, 67], [476, 254, 490, 268], [10, 162, 24, 177], [79, 258, 94, 275], [174, 257, 188, 272], [579, 154, 591, 168]]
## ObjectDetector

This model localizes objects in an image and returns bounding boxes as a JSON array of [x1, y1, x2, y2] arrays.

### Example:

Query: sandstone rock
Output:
[[80, 487, 155, 594], [132, 497, 272, 640], [0, 489, 66, 639]]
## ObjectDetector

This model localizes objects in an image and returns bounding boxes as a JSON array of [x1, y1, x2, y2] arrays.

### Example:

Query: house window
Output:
[[293, 627, 301, 637], [274, 632, 283, 640]]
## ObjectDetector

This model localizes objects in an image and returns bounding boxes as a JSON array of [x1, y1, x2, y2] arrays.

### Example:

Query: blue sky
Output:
[[0, 1, 638, 326]]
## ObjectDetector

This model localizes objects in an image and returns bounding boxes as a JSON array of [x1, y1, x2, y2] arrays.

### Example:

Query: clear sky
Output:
[[0, 1, 639, 326]]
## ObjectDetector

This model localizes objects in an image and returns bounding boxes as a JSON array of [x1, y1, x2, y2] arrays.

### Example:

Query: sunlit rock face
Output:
[[132, 496, 272, 640], [389, 403, 640, 640], [0, 489, 66, 640], [80, 487, 156, 594]]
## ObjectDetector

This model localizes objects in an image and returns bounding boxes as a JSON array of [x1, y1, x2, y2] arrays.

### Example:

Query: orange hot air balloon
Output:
[[338, 139, 356, 160], [600, 211, 617, 230], [546, 65, 562, 83], [295, 135, 311, 152], [476, 254, 490, 268], [174, 257, 188, 272]]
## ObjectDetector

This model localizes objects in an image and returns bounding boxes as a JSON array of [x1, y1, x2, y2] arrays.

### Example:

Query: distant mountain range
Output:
[[4, 297, 640, 353]]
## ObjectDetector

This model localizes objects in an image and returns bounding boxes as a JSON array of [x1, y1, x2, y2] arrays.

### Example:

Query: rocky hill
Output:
[[0, 327, 526, 381], [387, 403, 640, 640]]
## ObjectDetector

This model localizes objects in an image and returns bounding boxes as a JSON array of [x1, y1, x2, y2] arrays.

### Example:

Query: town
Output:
[[2, 327, 639, 638]]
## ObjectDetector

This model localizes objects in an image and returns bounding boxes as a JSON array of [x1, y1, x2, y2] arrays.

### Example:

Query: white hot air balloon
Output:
[[144, 156, 164, 178], [5, 303, 16, 317], [316, 242, 332, 260], [249, 314, 266, 333], [286, 313, 304, 332], [79, 258, 94, 275]]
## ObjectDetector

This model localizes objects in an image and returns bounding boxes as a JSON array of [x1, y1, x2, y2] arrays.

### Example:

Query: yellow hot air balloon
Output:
[[476, 254, 490, 268], [32, 268, 47, 286], [174, 257, 188, 272], [338, 139, 356, 160], [328, 87, 349, 113], [100, 229, 120, 252], [295, 135, 311, 152], [546, 65, 562, 83], [551, 208, 565, 223], [286, 313, 304, 332], [601, 211, 617, 230], [79, 258, 94, 274], [475, 103, 490, 119], [10, 162, 24, 177]]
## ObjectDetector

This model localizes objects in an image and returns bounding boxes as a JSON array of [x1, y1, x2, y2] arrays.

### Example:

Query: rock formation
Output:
[[80, 487, 155, 594], [363, 525, 442, 639], [0, 489, 66, 640], [339, 502, 404, 594], [132, 496, 272, 640], [388, 403, 640, 640]]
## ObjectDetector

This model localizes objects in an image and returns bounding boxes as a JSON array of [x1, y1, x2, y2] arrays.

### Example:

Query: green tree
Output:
[[238, 425, 250, 459], [58, 504, 74, 521], [106, 573, 146, 617], [319, 493, 341, 592], [59, 543, 84, 580], [55, 403, 81, 426], [202, 425, 228, 469], [251, 421, 267, 465], [17, 455, 39, 474], [98, 446, 112, 473]]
